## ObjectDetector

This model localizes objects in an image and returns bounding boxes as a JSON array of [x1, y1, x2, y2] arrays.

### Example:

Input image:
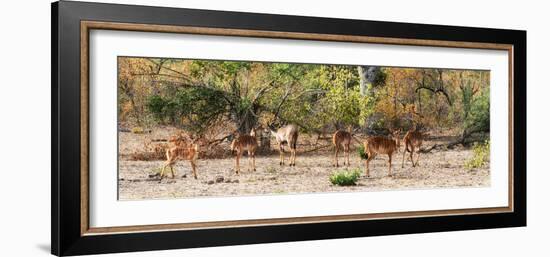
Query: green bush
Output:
[[131, 126, 144, 134], [146, 87, 228, 132], [329, 169, 361, 186], [465, 139, 490, 169], [146, 95, 167, 122], [357, 145, 368, 160], [464, 88, 490, 133]]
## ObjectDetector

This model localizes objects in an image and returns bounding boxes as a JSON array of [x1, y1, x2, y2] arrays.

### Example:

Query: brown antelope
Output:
[[267, 124, 299, 166], [332, 130, 352, 167], [363, 129, 401, 177], [230, 129, 258, 174], [167, 132, 190, 147], [402, 128, 423, 168], [160, 138, 200, 180]]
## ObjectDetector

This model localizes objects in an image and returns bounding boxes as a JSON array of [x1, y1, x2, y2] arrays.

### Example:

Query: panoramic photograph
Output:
[[117, 57, 491, 200]]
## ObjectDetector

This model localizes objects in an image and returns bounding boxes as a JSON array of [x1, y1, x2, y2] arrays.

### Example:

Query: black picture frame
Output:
[[51, 1, 526, 256]]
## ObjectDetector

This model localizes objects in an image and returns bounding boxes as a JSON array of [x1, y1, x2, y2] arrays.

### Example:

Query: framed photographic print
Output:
[[51, 1, 526, 256]]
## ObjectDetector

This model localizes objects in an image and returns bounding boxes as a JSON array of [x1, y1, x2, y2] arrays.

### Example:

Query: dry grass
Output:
[[118, 128, 490, 200]]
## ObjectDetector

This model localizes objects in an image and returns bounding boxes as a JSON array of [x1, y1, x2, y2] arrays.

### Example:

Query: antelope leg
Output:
[[402, 148, 406, 168], [334, 146, 339, 167], [415, 150, 421, 166], [365, 154, 374, 177], [235, 153, 240, 174], [365, 160, 369, 177], [346, 146, 350, 167], [190, 161, 197, 179], [288, 149, 293, 166], [294, 149, 297, 166], [388, 154, 393, 177], [279, 145, 284, 165], [247, 152, 251, 171], [252, 153, 256, 171], [159, 166, 165, 179], [410, 148, 415, 167]]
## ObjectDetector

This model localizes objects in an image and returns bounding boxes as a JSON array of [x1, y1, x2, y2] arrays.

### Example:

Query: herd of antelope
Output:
[[157, 124, 424, 181]]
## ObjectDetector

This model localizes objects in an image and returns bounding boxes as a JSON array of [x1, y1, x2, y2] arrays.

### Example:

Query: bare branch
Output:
[[269, 86, 293, 126]]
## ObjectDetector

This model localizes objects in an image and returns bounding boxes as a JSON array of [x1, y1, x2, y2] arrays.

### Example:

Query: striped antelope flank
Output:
[[267, 124, 299, 166], [160, 138, 200, 180], [230, 129, 258, 174], [363, 129, 401, 177], [167, 132, 191, 147], [402, 128, 424, 168], [332, 130, 352, 167]]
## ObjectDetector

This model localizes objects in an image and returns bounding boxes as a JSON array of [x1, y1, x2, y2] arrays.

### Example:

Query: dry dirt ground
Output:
[[118, 129, 490, 200]]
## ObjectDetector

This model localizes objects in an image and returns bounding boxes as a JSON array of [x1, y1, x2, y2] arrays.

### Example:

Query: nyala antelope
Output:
[[363, 129, 401, 177], [160, 137, 200, 180], [230, 129, 258, 174], [267, 124, 299, 166], [167, 132, 190, 147], [402, 128, 424, 168], [332, 130, 352, 167]]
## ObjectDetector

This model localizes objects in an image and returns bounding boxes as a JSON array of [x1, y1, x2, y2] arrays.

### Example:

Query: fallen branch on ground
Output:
[[420, 138, 483, 153], [301, 144, 331, 153]]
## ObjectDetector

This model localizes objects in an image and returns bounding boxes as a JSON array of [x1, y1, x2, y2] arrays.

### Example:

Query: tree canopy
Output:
[[118, 57, 489, 141]]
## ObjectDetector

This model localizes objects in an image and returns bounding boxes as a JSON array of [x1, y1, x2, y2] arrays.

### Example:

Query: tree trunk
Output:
[[357, 66, 369, 96], [258, 130, 272, 155], [357, 66, 380, 96]]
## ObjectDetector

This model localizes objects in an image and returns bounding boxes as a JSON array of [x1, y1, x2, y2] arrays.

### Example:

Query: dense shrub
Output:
[[146, 87, 227, 132], [465, 139, 490, 169], [464, 88, 490, 134], [329, 169, 361, 186], [357, 145, 368, 160], [146, 95, 167, 122]]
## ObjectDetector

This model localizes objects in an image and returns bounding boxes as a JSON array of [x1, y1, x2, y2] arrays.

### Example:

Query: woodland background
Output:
[[118, 57, 490, 148]]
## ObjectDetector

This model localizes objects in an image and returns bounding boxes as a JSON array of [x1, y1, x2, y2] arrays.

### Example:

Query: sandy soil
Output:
[[118, 145, 490, 200]]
